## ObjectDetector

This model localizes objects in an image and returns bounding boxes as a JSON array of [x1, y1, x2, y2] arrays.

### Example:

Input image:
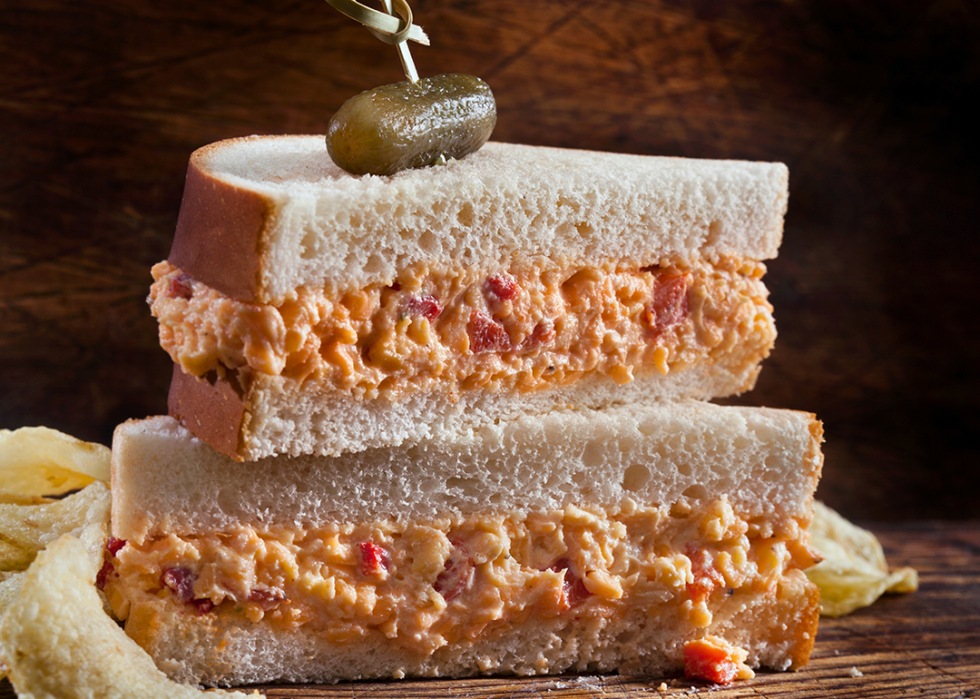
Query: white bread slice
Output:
[[168, 335, 773, 460], [169, 137, 788, 305], [108, 403, 822, 686], [112, 401, 823, 543]]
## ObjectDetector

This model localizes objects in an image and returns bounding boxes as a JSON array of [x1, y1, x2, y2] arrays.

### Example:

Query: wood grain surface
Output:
[[1, 2, 979, 521], [2, 521, 977, 698]]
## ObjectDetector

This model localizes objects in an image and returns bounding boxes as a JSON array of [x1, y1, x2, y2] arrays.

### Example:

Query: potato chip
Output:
[[0, 481, 112, 571], [0, 571, 22, 679], [0, 531, 260, 698], [0, 541, 34, 573], [0, 426, 110, 500], [0, 494, 53, 506], [0, 480, 112, 683], [806, 501, 918, 617], [0, 572, 22, 615]]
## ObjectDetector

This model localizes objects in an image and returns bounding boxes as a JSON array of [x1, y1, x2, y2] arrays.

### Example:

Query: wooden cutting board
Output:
[[2, 521, 977, 698]]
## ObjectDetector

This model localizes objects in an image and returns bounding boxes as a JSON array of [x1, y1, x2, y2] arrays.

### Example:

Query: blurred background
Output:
[[1, 0, 977, 520]]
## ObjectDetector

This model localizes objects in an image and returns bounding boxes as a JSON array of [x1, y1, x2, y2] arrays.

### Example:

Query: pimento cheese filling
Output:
[[101, 498, 816, 656], [149, 257, 773, 399]]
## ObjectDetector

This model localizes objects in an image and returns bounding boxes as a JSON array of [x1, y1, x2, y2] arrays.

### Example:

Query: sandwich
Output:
[[102, 400, 822, 686], [150, 136, 788, 460]]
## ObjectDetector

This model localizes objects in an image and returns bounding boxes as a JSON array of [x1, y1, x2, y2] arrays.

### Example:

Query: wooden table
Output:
[[2, 522, 976, 698]]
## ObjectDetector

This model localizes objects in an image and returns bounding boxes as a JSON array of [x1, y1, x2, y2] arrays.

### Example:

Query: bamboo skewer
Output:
[[325, 0, 427, 83]]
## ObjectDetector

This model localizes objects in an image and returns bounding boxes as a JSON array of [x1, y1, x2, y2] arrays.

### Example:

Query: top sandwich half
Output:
[[151, 136, 788, 459]]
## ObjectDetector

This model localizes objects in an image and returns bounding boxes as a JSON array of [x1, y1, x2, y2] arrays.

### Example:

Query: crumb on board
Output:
[[546, 676, 607, 692], [848, 666, 864, 677]]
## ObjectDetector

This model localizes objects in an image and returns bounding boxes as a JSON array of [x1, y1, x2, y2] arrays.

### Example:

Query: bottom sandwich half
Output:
[[104, 401, 823, 686]]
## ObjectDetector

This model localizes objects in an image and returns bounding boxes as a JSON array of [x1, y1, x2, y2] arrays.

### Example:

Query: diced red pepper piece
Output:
[[357, 541, 390, 577], [168, 273, 194, 300], [434, 541, 474, 602], [248, 587, 286, 604], [95, 559, 114, 591], [550, 558, 591, 609], [248, 586, 286, 610], [193, 598, 215, 615], [160, 566, 215, 613], [684, 639, 740, 685], [468, 310, 512, 353], [403, 294, 442, 320], [95, 537, 127, 591], [686, 545, 726, 603], [161, 567, 197, 604], [644, 274, 689, 337], [522, 320, 556, 350], [484, 274, 519, 301], [106, 536, 127, 556]]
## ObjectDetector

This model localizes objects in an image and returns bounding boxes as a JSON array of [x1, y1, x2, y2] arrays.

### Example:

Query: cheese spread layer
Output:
[[149, 257, 773, 399], [103, 498, 816, 656]]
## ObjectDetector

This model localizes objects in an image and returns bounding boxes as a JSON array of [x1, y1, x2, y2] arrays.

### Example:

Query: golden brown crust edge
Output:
[[168, 365, 248, 461], [168, 149, 270, 303], [796, 414, 825, 534], [789, 572, 822, 669], [790, 419, 823, 670]]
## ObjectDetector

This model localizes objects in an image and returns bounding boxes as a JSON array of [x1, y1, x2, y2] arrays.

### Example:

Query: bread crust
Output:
[[787, 570, 822, 669], [167, 365, 247, 460], [169, 156, 272, 303]]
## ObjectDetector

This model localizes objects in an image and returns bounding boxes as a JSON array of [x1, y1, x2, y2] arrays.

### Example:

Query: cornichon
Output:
[[327, 74, 496, 176]]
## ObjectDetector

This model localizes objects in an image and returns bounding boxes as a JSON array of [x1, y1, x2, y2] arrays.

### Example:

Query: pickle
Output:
[[327, 74, 496, 176]]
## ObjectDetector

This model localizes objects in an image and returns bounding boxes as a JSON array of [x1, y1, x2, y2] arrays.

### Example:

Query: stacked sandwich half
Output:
[[102, 137, 823, 686]]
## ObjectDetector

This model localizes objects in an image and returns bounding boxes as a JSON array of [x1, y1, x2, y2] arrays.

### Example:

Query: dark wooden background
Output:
[[2, 0, 978, 520]]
